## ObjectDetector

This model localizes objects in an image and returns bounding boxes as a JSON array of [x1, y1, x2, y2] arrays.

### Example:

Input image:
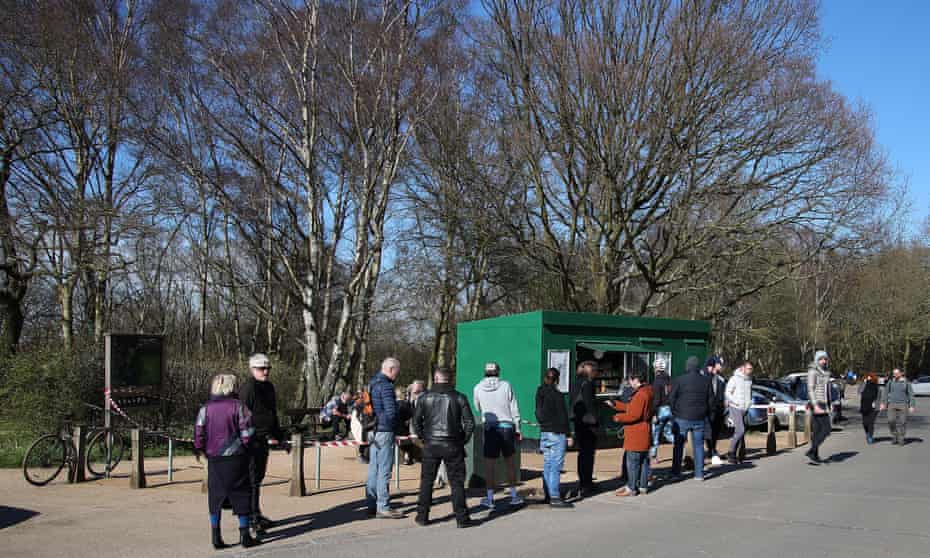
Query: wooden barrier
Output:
[[289, 432, 306, 497], [804, 411, 812, 443], [130, 429, 146, 489], [766, 410, 777, 456]]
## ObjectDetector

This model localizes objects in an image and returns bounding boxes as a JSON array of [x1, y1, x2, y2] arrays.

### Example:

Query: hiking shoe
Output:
[[549, 499, 574, 508], [376, 509, 404, 519], [414, 516, 429, 527]]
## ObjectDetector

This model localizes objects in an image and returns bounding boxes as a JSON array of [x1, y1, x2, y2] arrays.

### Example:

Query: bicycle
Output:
[[22, 415, 80, 486], [22, 404, 130, 486]]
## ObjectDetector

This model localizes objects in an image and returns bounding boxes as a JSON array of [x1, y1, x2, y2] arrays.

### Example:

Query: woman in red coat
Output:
[[607, 373, 654, 496]]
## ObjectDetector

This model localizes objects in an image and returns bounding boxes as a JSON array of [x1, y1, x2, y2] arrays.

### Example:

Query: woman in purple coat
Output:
[[194, 374, 259, 550]]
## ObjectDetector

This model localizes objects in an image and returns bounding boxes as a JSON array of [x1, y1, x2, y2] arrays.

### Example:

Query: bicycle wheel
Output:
[[22, 434, 67, 486], [86, 429, 126, 477]]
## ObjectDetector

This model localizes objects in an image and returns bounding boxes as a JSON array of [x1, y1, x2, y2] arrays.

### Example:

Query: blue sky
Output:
[[817, 0, 930, 234]]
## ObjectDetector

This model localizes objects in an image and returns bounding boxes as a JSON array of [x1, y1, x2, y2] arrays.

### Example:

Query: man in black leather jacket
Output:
[[413, 366, 477, 528]]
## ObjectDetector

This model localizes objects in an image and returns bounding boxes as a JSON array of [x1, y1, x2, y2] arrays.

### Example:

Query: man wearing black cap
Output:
[[704, 356, 727, 463]]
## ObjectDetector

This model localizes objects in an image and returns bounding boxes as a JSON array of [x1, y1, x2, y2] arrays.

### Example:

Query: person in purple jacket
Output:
[[194, 374, 259, 550]]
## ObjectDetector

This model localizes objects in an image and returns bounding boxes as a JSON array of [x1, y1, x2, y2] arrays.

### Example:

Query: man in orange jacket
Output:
[[606, 372, 654, 497]]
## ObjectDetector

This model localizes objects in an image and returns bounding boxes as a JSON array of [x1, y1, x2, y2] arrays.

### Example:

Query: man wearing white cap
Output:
[[473, 361, 523, 511], [650, 357, 672, 465], [240, 353, 283, 534]]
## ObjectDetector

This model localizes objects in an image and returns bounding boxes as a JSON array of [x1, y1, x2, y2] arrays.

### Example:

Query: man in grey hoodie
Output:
[[880, 368, 916, 445], [806, 350, 832, 463], [473, 362, 523, 511]]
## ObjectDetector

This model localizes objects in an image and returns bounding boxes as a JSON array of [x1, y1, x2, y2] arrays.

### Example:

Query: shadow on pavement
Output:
[[0, 506, 39, 530], [902, 437, 924, 445], [825, 451, 858, 463]]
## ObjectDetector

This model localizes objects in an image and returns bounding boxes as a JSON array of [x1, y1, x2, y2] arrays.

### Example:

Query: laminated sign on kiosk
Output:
[[456, 310, 710, 487]]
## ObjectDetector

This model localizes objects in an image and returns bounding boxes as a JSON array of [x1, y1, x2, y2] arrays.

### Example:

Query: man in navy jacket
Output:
[[366, 357, 402, 518]]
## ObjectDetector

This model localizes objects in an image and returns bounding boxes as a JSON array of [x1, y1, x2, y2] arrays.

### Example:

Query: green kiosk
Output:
[[456, 310, 710, 487]]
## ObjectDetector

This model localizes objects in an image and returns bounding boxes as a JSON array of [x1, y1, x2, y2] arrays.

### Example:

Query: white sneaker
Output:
[[509, 494, 524, 506], [710, 455, 723, 466], [479, 497, 496, 511]]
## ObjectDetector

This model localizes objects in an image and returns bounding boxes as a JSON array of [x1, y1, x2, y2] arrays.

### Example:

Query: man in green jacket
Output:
[[880, 368, 916, 445]]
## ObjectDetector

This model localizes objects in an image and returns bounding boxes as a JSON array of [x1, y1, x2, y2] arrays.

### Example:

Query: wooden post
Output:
[[314, 443, 322, 491], [804, 410, 812, 444], [394, 442, 401, 491], [787, 406, 798, 449], [71, 425, 87, 483], [766, 408, 777, 456], [130, 429, 146, 489], [683, 430, 694, 470], [289, 432, 306, 497], [201, 460, 208, 494]]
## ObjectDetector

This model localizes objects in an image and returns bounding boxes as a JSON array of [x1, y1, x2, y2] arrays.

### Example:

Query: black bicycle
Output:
[[22, 416, 80, 486], [22, 404, 129, 486]]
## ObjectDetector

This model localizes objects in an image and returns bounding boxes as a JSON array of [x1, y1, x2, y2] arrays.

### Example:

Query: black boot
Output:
[[240, 527, 260, 548], [212, 527, 227, 550]]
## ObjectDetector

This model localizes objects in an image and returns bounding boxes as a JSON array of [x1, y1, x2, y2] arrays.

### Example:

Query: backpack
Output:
[[359, 389, 378, 433]]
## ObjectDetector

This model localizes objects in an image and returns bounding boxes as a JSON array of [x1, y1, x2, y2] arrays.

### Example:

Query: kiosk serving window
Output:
[[576, 342, 670, 396]]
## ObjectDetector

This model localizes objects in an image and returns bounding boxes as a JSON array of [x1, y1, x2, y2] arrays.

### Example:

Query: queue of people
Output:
[[194, 349, 914, 549]]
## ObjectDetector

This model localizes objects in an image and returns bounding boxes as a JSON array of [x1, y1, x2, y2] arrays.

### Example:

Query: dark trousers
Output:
[[416, 442, 467, 522], [706, 413, 724, 456], [249, 442, 270, 517], [574, 421, 597, 489], [811, 413, 831, 455], [861, 410, 878, 439], [324, 416, 350, 438]]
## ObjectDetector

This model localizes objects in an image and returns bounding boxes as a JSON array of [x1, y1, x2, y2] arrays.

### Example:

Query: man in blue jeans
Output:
[[366, 357, 403, 519], [650, 357, 672, 464], [535, 368, 573, 508], [669, 356, 714, 481]]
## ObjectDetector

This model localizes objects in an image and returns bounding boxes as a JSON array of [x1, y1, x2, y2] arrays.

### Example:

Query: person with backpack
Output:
[[473, 361, 524, 511], [859, 374, 880, 444], [880, 368, 917, 445], [650, 358, 673, 465], [351, 390, 371, 463], [413, 366, 477, 528], [365, 357, 403, 519]]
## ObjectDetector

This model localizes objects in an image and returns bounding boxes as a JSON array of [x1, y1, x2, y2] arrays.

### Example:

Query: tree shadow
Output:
[[0, 506, 39, 530]]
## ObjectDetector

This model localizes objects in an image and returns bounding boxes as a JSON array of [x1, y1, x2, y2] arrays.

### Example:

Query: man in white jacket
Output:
[[725, 362, 754, 464], [473, 362, 523, 511]]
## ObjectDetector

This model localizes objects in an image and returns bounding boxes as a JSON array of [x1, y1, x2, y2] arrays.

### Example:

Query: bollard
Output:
[[394, 442, 401, 491], [201, 460, 208, 494], [71, 425, 87, 483], [130, 429, 146, 489], [804, 410, 812, 444], [167, 437, 174, 483], [314, 442, 322, 491], [765, 406, 776, 455], [289, 432, 306, 497], [787, 406, 798, 449], [683, 430, 694, 470]]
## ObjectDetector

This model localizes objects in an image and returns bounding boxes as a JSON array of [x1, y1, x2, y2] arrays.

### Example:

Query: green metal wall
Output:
[[456, 310, 710, 441]]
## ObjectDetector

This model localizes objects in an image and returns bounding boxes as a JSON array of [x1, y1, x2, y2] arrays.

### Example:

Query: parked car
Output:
[[750, 385, 807, 428], [912, 376, 930, 396], [725, 390, 777, 429]]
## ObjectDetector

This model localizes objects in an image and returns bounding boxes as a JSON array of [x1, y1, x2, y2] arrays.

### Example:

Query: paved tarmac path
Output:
[[241, 406, 930, 558]]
